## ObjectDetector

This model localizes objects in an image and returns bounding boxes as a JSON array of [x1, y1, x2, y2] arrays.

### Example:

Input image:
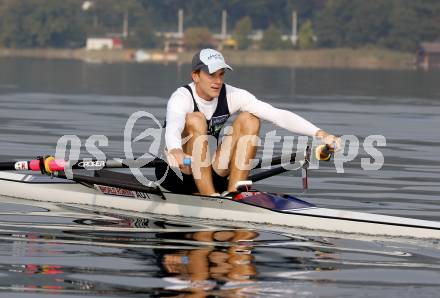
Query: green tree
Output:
[[314, 0, 440, 51], [345, 0, 391, 47], [385, 0, 440, 51], [315, 0, 391, 48], [83, 0, 147, 38], [184, 27, 214, 49], [125, 20, 159, 48], [260, 24, 289, 50], [233, 16, 252, 49], [0, 0, 85, 48], [1, 0, 439, 52], [297, 20, 315, 49], [314, 0, 351, 48]]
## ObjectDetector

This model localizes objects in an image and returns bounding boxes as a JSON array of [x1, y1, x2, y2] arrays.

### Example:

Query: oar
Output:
[[248, 165, 290, 182], [249, 151, 309, 183], [55, 170, 163, 196], [0, 156, 166, 174], [249, 145, 333, 190], [0, 152, 299, 174], [254, 152, 297, 168], [315, 144, 333, 161]]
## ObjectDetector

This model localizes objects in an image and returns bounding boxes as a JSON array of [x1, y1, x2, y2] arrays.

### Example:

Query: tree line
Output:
[[0, 0, 438, 52]]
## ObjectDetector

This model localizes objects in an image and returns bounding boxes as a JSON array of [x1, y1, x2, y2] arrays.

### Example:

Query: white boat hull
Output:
[[1, 172, 440, 239]]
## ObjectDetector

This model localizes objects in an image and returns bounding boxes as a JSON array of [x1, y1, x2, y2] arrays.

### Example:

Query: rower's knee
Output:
[[185, 112, 207, 133], [235, 112, 260, 134]]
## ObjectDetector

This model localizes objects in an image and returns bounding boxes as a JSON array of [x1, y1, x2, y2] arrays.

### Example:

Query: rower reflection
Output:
[[158, 229, 258, 295]]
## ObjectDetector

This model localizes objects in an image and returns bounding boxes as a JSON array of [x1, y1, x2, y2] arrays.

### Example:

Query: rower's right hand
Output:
[[166, 148, 192, 175], [315, 130, 341, 152]]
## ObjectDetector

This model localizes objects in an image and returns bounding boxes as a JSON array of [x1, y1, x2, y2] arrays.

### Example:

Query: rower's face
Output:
[[192, 69, 225, 100]]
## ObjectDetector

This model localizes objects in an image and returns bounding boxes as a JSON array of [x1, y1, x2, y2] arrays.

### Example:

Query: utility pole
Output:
[[221, 10, 227, 40], [122, 9, 128, 39], [178, 9, 184, 38], [291, 10, 298, 46]]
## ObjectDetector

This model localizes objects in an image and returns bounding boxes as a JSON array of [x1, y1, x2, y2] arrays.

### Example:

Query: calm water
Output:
[[0, 58, 440, 297]]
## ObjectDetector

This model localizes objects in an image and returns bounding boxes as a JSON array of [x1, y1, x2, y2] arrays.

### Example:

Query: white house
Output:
[[86, 37, 123, 50]]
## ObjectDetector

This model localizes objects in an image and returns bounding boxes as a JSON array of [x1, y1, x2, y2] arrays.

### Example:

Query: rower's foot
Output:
[[220, 191, 234, 199], [236, 180, 253, 192]]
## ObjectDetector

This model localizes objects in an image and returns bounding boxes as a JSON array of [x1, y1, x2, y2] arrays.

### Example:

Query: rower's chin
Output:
[[210, 89, 221, 98]]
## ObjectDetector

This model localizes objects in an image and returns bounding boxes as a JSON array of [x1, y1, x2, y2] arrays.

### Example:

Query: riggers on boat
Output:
[[1, 170, 440, 239]]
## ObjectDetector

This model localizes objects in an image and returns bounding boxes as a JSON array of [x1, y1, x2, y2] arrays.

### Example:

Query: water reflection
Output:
[[6, 263, 97, 294], [1, 59, 440, 296], [3, 228, 261, 297], [2, 204, 439, 297], [157, 230, 258, 297]]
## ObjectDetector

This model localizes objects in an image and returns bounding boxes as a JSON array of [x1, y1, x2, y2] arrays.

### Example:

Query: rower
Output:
[[156, 48, 340, 196]]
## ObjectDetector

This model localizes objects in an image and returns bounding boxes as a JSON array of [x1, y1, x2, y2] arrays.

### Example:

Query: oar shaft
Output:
[[0, 161, 24, 171], [254, 152, 297, 169], [248, 166, 289, 182], [0, 158, 166, 173], [0, 151, 301, 173]]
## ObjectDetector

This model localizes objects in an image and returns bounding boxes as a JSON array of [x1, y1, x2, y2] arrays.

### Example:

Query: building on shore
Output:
[[417, 42, 440, 70], [86, 37, 123, 50]]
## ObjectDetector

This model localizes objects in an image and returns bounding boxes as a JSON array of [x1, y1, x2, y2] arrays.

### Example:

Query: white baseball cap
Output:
[[191, 48, 233, 74]]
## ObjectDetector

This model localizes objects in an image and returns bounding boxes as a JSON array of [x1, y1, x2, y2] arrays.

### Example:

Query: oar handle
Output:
[[315, 144, 333, 161], [30, 157, 65, 173], [0, 157, 66, 173], [183, 157, 192, 166]]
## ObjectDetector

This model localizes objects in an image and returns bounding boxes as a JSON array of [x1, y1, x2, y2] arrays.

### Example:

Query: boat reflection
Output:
[[6, 263, 94, 293]]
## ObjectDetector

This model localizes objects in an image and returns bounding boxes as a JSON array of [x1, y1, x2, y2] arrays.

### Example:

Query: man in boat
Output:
[[156, 48, 340, 196]]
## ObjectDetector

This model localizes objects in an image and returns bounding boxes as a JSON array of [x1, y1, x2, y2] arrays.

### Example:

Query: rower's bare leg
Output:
[[213, 112, 260, 192], [182, 112, 216, 195]]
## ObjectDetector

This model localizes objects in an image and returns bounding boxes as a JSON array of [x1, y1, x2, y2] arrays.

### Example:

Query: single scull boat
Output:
[[0, 165, 439, 239]]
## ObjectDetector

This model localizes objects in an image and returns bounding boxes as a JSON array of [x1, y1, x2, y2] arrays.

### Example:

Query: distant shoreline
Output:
[[0, 48, 415, 70]]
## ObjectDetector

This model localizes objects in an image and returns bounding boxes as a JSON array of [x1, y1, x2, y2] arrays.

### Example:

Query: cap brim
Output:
[[206, 61, 233, 74]]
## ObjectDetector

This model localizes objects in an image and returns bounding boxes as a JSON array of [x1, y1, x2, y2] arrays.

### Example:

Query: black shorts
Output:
[[155, 162, 228, 194]]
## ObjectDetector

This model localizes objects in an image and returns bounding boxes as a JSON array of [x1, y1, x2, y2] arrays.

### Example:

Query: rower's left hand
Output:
[[165, 148, 192, 175]]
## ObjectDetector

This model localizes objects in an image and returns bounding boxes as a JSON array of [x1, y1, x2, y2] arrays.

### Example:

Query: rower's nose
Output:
[[213, 73, 223, 84], [214, 76, 222, 84]]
